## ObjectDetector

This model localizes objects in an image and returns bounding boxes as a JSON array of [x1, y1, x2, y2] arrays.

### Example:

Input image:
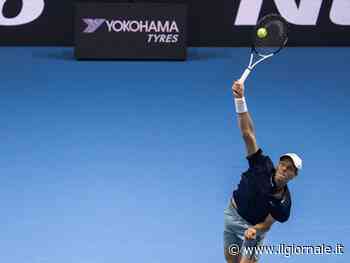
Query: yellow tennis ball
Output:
[[257, 27, 268, 38]]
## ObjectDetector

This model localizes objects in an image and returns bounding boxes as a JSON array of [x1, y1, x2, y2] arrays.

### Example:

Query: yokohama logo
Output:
[[82, 18, 180, 34], [83, 19, 106, 33], [234, 0, 350, 26]]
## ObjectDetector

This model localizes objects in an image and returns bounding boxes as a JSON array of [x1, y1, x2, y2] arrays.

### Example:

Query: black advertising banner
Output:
[[74, 3, 187, 60], [0, 0, 349, 46]]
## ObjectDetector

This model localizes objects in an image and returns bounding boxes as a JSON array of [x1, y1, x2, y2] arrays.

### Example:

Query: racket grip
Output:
[[239, 68, 251, 84]]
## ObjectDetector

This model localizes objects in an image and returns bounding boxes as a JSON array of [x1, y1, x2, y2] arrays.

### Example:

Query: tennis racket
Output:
[[239, 14, 288, 84]]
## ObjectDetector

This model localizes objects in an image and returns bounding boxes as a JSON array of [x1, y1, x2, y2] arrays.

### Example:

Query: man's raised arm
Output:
[[232, 80, 259, 156]]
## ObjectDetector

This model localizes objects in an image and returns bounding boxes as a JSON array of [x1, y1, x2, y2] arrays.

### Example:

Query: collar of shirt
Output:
[[270, 168, 288, 196]]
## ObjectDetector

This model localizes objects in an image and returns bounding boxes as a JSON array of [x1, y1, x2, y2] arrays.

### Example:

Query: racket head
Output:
[[252, 14, 288, 56]]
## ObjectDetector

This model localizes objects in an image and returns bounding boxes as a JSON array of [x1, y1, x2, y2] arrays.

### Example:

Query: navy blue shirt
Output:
[[232, 149, 291, 225]]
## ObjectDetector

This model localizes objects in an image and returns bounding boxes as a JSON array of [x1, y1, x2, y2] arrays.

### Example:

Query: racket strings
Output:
[[254, 15, 288, 56]]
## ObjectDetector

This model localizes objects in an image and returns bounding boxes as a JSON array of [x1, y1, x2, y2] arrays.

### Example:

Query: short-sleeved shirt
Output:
[[232, 149, 291, 225]]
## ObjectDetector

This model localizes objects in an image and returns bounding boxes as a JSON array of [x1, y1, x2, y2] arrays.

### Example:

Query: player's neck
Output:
[[272, 175, 286, 192]]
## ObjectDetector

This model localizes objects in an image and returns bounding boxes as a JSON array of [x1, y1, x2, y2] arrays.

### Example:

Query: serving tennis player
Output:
[[224, 80, 302, 263]]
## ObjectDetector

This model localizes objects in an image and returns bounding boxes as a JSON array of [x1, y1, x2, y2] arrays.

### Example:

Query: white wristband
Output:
[[234, 97, 248, 113]]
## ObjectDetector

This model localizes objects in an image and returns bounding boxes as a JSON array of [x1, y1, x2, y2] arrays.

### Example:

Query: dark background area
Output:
[[0, 0, 349, 46]]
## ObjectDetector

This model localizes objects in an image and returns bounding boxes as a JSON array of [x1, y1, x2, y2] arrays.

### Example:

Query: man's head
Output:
[[274, 153, 302, 187]]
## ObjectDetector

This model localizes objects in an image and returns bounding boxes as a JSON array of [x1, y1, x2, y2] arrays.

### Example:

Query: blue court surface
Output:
[[1, 47, 349, 263]]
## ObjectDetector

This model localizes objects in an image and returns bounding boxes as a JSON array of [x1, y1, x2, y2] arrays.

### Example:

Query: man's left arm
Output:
[[246, 188, 291, 241]]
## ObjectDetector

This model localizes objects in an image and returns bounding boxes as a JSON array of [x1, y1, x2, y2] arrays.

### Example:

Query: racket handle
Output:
[[239, 68, 251, 84]]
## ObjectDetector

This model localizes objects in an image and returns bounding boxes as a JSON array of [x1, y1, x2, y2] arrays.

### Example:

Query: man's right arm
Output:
[[232, 81, 259, 156]]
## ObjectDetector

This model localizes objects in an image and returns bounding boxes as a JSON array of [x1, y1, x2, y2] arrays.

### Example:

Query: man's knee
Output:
[[224, 247, 241, 263], [239, 255, 257, 263]]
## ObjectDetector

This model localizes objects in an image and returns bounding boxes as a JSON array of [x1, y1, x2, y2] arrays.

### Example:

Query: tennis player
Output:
[[224, 80, 302, 263]]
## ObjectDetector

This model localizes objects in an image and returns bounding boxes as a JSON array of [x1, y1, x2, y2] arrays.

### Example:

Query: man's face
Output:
[[275, 157, 297, 186]]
